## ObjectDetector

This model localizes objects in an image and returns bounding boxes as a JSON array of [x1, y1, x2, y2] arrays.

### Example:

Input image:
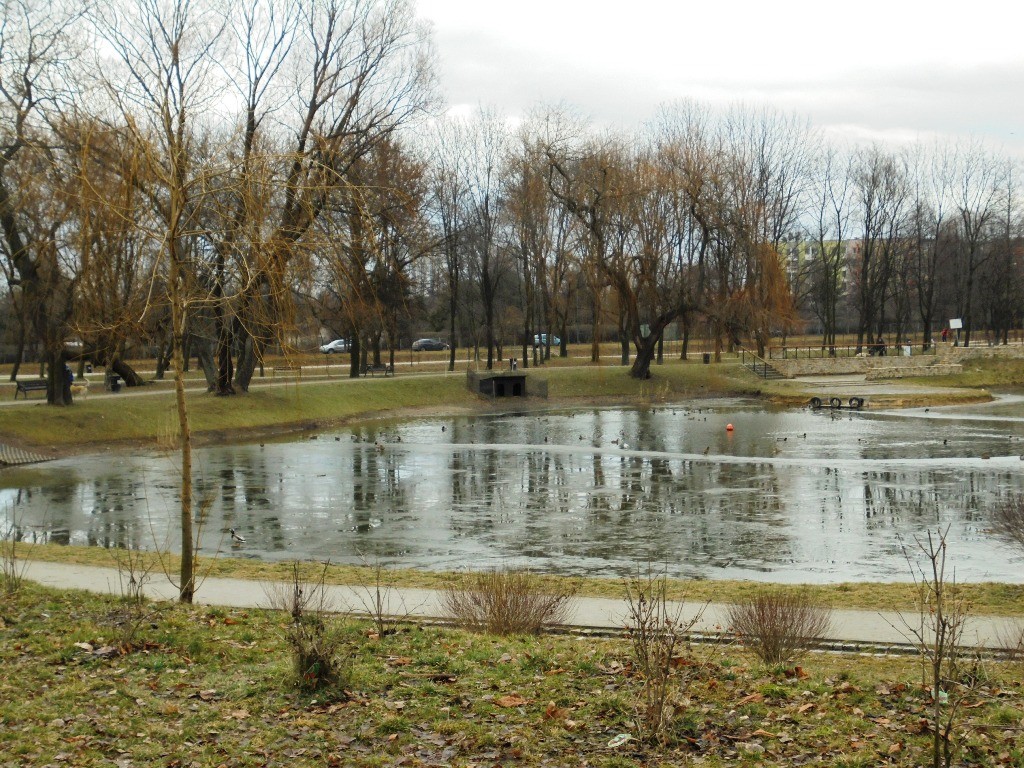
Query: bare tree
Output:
[[0, 0, 85, 404], [809, 146, 853, 352], [93, 0, 228, 602], [850, 145, 910, 351], [950, 141, 1005, 346], [228, 0, 436, 390], [424, 115, 469, 371]]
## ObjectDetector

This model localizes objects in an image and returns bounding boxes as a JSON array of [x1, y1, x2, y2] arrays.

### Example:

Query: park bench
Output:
[[14, 379, 48, 399], [361, 363, 393, 377], [273, 363, 302, 379]]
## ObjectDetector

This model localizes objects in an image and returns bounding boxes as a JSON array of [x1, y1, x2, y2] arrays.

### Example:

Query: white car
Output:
[[319, 339, 350, 354]]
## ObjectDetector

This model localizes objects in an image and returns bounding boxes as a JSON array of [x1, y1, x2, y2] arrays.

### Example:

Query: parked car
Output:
[[411, 338, 449, 352], [319, 339, 350, 354], [532, 333, 561, 347]]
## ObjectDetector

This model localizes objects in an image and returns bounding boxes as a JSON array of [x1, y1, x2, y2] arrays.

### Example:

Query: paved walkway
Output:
[[20, 560, 1020, 652]]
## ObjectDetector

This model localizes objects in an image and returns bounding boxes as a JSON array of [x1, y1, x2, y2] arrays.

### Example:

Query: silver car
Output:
[[319, 339, 350, 354]]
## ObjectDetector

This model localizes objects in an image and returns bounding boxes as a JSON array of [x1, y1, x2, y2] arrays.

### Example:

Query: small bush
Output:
[[1, 514, 29, 596], [441, 568, 577, 635], [623, 569, 707, 745], [727, 588, 832, 665], [266, 561, 349, 692]]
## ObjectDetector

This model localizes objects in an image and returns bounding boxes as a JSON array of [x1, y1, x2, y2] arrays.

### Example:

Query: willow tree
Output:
[[0, 0, 84, 404], [62, 118, 153, 386], [94, 0, 227, 602], [220, 0, 435, 391]]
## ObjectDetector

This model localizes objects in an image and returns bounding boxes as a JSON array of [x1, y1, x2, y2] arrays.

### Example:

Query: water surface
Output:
[[3, 398, 1023, 582]]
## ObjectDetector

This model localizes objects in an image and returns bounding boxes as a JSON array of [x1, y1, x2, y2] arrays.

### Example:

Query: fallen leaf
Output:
[[495, 694, 528, 708], [738, 693, 764, 705], [227, 710, 249, 720], [797, 703, 815, 714], [751, 729, 776, 739], [887, 741, 903, 755], [543, 701, 567, 721], [387, 657, 413, 667]]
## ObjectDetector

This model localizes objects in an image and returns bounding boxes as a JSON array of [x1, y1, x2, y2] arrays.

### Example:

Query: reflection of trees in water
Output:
[[193, 447, 282, 551], [348, 445, 409, 534], [859, 469, 1021, 532], [481, 450, 796, 571]]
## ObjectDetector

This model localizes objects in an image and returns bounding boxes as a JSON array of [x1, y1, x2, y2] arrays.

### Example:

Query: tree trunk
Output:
[[45, 349, 72, 406], [169, 249, 195, 602], [111, 358, 146, 387], [234, 334, 256, 391]]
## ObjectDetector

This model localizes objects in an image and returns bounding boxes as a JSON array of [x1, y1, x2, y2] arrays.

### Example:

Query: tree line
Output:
[[3, 0, 1024, 399]]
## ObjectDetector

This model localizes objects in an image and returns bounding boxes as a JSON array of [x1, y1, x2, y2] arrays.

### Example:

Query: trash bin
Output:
[[702, 353, 711, 364]]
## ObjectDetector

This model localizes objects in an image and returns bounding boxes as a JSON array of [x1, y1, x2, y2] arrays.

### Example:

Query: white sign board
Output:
[[949, 318, 963, 330]]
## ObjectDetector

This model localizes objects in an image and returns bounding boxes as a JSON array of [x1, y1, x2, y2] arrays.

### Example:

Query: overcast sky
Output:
[[415, 0, 1024, 155]]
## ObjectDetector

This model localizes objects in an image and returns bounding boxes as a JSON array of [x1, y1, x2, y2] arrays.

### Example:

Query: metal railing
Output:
[[767, 344, 937, 360], [739, 348, 780, 379]]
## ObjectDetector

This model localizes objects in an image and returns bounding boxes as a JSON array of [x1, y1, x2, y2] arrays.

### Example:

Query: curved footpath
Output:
[[21, 560, 1020, 654]]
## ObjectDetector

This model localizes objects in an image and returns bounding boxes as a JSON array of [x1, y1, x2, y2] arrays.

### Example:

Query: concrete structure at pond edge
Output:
[[466, 369, 548, 399], [767, 341, 1024, 379]]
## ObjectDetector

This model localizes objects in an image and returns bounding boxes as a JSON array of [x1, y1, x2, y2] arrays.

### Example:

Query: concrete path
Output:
[[20, 560, 1020, 652]]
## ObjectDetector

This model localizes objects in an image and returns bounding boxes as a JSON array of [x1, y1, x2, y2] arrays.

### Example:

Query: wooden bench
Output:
[[361, 363, 393, 377], [14, 379, 48, 399], [273, 363, 302, 379]]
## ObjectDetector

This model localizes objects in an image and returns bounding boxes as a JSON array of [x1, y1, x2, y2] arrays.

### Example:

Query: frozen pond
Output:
[[3, 397, 1024, 582]]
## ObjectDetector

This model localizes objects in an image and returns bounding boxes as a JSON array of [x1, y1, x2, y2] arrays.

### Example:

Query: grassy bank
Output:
[[0, 362, 762, 451], [1, 582, 1022, 768]]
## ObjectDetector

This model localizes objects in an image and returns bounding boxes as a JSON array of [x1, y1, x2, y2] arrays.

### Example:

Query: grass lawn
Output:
[[0, 362, 766, 451], [1, 582, 1022, 767]]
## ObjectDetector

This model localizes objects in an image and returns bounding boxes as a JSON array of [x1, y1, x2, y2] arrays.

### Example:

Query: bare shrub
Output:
[[894, 527, 975, 768], [624, 569, 707, 745], [265, 561, 348, 692], [996, 620, 1024, 662], [726, 587, 833, 665], [1, 513, 30, 596], [441, 568, 577, 635], [106, 547, 157, 649], [348, 555, 418, 638]]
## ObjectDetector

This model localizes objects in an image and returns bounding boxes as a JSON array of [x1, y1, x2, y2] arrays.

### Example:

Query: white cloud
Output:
[[417, 0, 1024, 155]]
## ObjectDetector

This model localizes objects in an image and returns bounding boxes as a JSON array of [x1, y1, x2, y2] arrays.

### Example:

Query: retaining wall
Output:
[[771, 355, 947, 378]]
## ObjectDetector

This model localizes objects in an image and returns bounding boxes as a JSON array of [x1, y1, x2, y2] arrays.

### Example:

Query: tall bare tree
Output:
[[0, 0, 84, 404], [94, 0, 227, 602]]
